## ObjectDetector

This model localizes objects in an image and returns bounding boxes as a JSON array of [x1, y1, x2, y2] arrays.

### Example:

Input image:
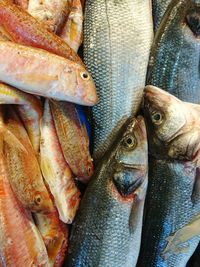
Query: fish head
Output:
[[73, 63, 98, 106], [111, 116, 148, 199], [143, 85, 187, 154]]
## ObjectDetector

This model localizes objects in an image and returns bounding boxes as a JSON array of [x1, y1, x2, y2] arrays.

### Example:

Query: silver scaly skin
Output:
[[83, 0, 153, 161], [152, 0, 173, 31], [66, 116, 148, 267]]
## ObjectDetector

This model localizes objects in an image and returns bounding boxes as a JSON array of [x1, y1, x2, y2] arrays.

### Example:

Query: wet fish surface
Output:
[[83, 0, 153, 161], [152, 0, 173, 31], [66, 116, 148, 267], [148, 0, 200, 103]]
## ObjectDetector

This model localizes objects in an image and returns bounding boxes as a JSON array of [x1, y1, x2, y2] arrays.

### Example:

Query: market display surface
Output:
[[0, 0, 199, 267]]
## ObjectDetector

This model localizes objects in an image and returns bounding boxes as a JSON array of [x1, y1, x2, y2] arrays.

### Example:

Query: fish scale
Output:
[[84, 0, 153, 161], [152, 0, 173, 31], [137, 158, 200, 267]]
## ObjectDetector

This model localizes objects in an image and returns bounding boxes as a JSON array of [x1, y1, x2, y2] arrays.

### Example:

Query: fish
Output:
[[0, 0, 83, 64], [83, 0, 153, 161], [50, 100, 93, 182], [59, 0, 83, 52], [66, 116, 148, 267], [28, 0, 69, 32], [137, 159, 200, 267], [0, 82, 42, 155], [136, 85, 200, 266], [0, 41, 97, 105], [3, 106, 54, 213], [40, 100, 81, 223], [152, 0, 173, 31], [14, 0, 29, 10], [147, 0, 200, 104], [0, 141, 50, 267], [34, 211, 68, 267]]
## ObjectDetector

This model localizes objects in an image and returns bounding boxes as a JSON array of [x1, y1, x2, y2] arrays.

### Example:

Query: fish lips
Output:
[[113, 164, 146, 198]]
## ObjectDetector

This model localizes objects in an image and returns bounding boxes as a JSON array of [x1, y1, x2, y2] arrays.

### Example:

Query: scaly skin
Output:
[[50, 100, 93, 182], [0, 82, 42, 155], [3, 106, 54, 213], [60, 0, 83, 52], [40, 100, 81, 223], [28, 0, 69, 32], [14, 0, 29, 10], [0, 141, 50, 267], [0, 0, 83, 64], [0, 41, 97, 105], [34, 211, 68, 267]]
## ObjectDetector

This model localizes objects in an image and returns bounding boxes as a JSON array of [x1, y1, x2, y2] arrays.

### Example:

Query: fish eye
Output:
[[80, 72, 90, 81], [151, 111, 163, 125], [123, 135, 137, 150]]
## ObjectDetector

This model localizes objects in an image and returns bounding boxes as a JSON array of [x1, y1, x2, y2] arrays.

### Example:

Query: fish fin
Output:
[[186, 9, 200, 37], [129, 196, 143, 234], [191, 167, 200, 205]]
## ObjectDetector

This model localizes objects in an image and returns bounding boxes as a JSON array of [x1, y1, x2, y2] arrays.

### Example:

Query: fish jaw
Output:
[[50, 100, 94, 182], [40, 100, 81, 223]]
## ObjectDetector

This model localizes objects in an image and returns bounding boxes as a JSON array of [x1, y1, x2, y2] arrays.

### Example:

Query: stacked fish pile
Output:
[[0, 0, 199, 267]]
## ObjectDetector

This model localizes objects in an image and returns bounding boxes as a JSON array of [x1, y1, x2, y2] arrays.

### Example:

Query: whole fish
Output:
[[0, 0, 83, 64], [66, 116, 148, 267], [59, 0, 83, 52], [3, 106, 54, 213], [0, 41, 97, 105], [84, 0, 153, 161], [137, 85, 200, 266], [0, 82, 42, 155], [50, 100, 93, 182], [137, 159, 200, 267], [28, 0, 69, 32], [34, 211, 68, 267], [152, 0, 173, 31], [40, 100, 81, 223], [148, 0, 200, 103], [0, 143, 50, 267]]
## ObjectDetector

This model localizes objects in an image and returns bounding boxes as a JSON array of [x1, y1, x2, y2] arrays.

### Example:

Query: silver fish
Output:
[[83, 0, 153, 161], [66, 116, 148, 267], [152, 0, 173, 31]]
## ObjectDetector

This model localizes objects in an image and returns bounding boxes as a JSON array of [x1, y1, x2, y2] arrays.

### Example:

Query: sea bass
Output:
[[50, 100, 93, 182], [0, 144, 50, 267], [3, 106, 54, 213], [152, 0, 173, 31], [66, 116, 148, 267], [148, 0, 200, 103], [40, 100, 80, 223], [83, 0, 153, 161], [0, 41, 97, 105]]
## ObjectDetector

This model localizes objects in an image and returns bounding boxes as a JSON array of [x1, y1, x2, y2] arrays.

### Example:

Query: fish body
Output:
[[34, 211, 68, 267], [14, 0, 28, 9], [50, 100, 93, 182], [3, 106, 54, 213], [28, 0, 69, 32], [66, 116, 148, 267], [0, 82, 42, 155], [148, 0, 200, 103], [152, 0, 173, 31], [84, 0, 153, 160], [40, 100, 80, 223], [0, 41, 97, 105], [137, 159, 200, 267], [0, 146, 50, 267]]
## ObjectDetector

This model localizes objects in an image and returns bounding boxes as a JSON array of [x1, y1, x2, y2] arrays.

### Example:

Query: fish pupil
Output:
[[127, 138, 133, 145], [153, 113, 161, 121]]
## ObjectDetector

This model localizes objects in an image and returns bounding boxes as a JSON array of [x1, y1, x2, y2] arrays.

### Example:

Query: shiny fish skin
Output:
[[34, 211, 68, 267], [14, 0, 29, 9], [0, 147, 50, 267], [152, 0, 172, 31], [148, 0, 200, 103], [0, 82, 42, 155], [66, 117, 148, 267], [3, 106, 54, 213], [0, 41, 97, 105], [28, 0, 69, 32], [0, 1, 83, 64], [84, 0, 153, 161], [50, 100, 93, 183], [40, 100, 81, 223], [137, 159, 200, 267]]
